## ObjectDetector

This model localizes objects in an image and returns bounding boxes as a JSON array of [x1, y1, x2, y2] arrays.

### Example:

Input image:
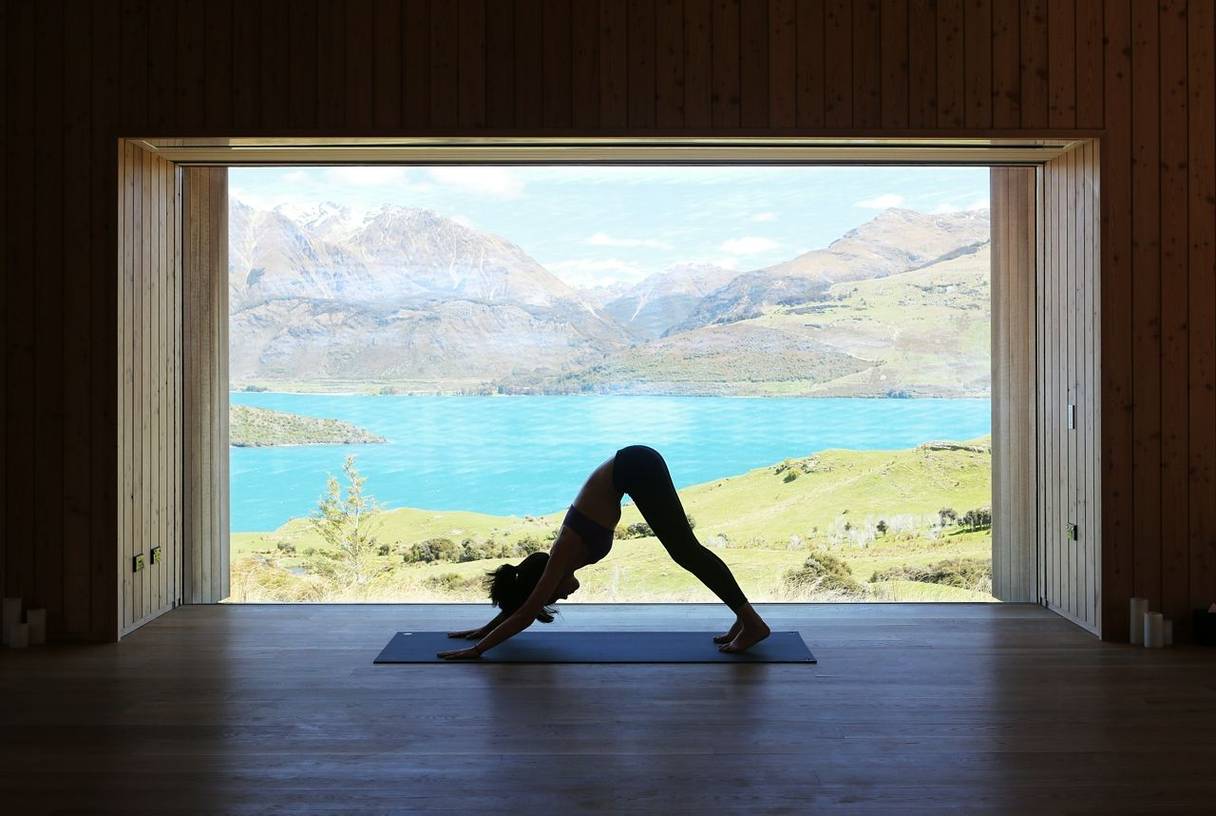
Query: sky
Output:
[[230, 165, 990, 289]]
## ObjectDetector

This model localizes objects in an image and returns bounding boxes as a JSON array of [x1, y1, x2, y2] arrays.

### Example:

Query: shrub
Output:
[[275, 542, 297, 555], [870, 558, 992, 591], [377, 544, 391, 557], [782, 470, 799, 483], [422, 572, 482, 593], [403, 537, 461, 564], [782, 550, 863, 596]]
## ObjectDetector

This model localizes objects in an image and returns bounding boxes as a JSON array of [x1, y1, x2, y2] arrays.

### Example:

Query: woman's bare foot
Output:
[[718, 604, 771, 653], [713, 619, 742, 644]]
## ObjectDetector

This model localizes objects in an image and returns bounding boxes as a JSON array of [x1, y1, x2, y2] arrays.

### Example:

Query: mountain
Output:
[[670, 208, 990, 332], [228, 202, 629, 387], [600, 262, 741, 340]]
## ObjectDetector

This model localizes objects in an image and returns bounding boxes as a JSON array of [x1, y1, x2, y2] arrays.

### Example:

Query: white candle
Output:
[[2, 598, 20, 646], [1164, 619, 1173, 647], [26, 609, 46, 646], [1129, 597, 1148, 645], [9, 622, 29, 648], [1144, 612, 1165, 648]]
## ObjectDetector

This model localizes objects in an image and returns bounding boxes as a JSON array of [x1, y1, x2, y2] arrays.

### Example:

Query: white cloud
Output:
[[855, 193, 905, 209], [750, 212, 777, 222], [719, 236, 780, 255], [324, 166, 413, 187], [587, 232, 671, 249], [427, 166, 524, 199]]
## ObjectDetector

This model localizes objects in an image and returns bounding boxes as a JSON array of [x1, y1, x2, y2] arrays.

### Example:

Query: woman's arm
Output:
[[447, 609, 509, 639], [469, 547, 573, 656]]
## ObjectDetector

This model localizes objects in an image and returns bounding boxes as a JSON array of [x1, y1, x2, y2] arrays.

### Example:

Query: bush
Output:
[[275, 542, 296, 555], [402, 537, 461, 564], [782, 470, 799, 483], [377, 544, 391, 557], [782, 550, 863, 596], [870, 558, 992, 590], [422, 572, 483, 593]]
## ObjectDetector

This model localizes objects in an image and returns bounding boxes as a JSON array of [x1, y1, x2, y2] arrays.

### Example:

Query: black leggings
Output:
[[612, 445, 749, 612]]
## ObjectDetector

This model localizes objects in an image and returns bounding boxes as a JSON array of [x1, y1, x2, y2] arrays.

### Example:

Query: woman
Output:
[[437, 444, 771, 659]]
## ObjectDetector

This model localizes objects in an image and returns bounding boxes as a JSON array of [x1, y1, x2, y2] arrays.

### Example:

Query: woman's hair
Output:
[[483, 551, 559, 623]]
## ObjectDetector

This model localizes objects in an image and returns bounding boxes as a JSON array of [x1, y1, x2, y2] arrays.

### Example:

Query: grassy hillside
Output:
[[230, 436, 994, 604], [230, 404, 386, 447]]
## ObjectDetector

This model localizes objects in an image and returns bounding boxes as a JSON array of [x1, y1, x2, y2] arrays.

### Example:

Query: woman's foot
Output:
[[713, 619, 742, 644], [718, 605, 771, 653]]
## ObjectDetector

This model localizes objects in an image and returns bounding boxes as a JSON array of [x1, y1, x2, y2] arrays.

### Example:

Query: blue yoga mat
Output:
[[373, 630, 816, 664]]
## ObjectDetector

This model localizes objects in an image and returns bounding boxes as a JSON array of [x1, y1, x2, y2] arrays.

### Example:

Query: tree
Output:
[[307, 455, 387, 594], [876, 520, 888, 537], [938, 507, 958, 527]]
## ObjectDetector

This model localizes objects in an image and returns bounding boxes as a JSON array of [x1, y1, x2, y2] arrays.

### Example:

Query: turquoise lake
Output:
[[229, 393, 992, 533]]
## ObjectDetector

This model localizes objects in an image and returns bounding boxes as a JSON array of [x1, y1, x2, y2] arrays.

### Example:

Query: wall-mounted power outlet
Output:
[[151, 546, 162, 565], [1067, 523, 1078, 542], [132, 553, 145, 572]]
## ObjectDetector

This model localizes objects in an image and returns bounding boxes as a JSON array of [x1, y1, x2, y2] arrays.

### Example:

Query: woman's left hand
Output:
[[436, 646, 482, 660]]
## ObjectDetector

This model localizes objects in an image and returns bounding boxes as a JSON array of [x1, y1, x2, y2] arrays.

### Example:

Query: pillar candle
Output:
[[2, 598, 20, 646], [1129, 597, 1149, 645], [26, 609, 46, 646], [1164, 619, 1173, 647], [9, 622, 29, 649], [1144, 612, 1165, 648]]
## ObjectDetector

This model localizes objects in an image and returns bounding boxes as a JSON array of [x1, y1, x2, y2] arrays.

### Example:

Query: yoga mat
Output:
[[374, 630, 816, 664]]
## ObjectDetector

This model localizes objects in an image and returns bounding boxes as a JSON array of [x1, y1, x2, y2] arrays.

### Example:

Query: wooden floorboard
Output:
[[2, 603, 1215, 814]]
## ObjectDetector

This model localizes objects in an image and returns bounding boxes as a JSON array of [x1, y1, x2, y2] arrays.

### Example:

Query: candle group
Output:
[[1130, 597, 1172, 649]]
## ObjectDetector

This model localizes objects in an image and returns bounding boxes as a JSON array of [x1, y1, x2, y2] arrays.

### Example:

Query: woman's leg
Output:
[[614, 446, 749, 611]]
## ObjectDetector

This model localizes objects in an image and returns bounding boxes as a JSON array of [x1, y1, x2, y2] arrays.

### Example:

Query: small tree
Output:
[[938, 507, 958, 527], [307, 455, 386, 594], [876, 520, 888, 537]]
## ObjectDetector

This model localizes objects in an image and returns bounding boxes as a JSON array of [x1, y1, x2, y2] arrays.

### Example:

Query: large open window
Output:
[[116, 138, 1099, 634]]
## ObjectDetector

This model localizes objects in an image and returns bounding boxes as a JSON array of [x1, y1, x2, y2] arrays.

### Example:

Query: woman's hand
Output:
[[446, 628, 484, 640], [437, 646, 482, 660]]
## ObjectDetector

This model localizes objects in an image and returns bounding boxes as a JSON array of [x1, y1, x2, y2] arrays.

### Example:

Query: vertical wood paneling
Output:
[[1047, 0, 1077, 129], [740, 0, 769, 127], [1159, 0, 1190, 630], [991, 0, 1020, 127], [117, 142, 181, 633], [823, 0, 851, 128], [851, 0, 880, 129], [288, 0, 319, 130], [796, 0, 826, 128], [375, 0, 404, 130], [259, 0, 290, 131], [628, 0, 657, 128], [35, 0, 66, 632], [1131, 0, 1162, 609], [403, 0, 431, 127], [907, 0, 936, 128], [684, 0, 712, 128], [543, 0, 572, 129], [1039, 143, 1102, 632], [485, 0, 515, 127], [1101, 0, 1134, 641], [183, 167, 229, 606], [879, 0, 908, 128], [963, 0, 992, 129], [711, 0, 741, 127], [429, 0, 459, 128], [6, 0, 1216, 642], [62, 0, 93, 637], [599, 0, 628, 127], [768, 0, 796, 128], [656, 0, 686, 129], [1188, 0, 1216, 622], [992, 167, 1037, 603], [1075, 0, 1103, 128], [1019, 0, 1048, 128], [936, 0, 965, 128], [458, 0, 486, 128]]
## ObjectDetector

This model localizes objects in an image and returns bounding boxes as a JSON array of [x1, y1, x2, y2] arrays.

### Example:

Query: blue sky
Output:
[[231, 165, 989, 289]]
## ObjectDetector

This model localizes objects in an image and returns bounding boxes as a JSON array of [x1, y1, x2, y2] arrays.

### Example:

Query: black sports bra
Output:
[[562, 504, 614, 564]]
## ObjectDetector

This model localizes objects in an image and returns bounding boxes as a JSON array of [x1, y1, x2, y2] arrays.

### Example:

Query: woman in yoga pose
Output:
[[437, 445, 771, 659]]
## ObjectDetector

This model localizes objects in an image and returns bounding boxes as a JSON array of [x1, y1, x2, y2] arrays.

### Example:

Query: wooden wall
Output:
[[1038, 142, 1102, 632], [990, 166, 1037, 604], [1, 0, 1213, 640], [183, 168, 230, 605], [117, 141, 183, 634]]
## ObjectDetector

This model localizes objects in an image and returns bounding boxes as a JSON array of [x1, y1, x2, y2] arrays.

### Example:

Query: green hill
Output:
[[230, 436, 993, 603], [230, 405, 386, 447]]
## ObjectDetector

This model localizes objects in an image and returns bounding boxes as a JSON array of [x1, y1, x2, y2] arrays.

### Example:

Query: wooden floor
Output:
[[2, 603, 1215, 815]]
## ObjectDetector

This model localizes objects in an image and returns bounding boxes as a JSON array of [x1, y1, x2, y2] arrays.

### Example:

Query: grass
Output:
[[231, 435, 994, 604]]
